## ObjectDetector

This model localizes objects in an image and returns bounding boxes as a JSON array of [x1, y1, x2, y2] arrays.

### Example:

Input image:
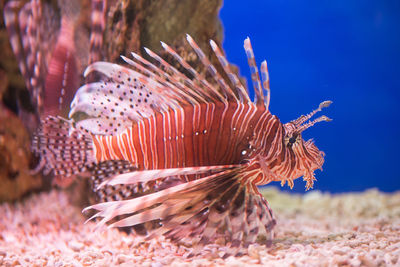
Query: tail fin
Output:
[[32, 116, 96, 179]]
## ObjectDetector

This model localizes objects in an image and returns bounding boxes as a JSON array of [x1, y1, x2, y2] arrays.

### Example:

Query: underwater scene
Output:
[[0, 0, 399, 266]]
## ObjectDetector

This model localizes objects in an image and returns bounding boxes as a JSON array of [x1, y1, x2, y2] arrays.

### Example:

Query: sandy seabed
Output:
[[0, 187, 399, 267]]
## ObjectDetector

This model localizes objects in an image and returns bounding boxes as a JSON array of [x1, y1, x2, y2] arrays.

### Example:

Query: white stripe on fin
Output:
[[97, 164, 240, 189], [244, 38, 264, 107], [70, 35, 269, 136], [209, 39, 250, 103], [83, 168, 238, 231]]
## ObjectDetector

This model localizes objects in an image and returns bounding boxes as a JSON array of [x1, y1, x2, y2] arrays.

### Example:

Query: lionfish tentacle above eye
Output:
[[35, 34, 331, 253], [297, 115, 332, 133], [291, 100, 332, 128]]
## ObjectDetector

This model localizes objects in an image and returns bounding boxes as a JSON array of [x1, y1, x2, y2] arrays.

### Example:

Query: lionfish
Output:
[[3, 0, 106, 130], [33, 34, 331, 251]]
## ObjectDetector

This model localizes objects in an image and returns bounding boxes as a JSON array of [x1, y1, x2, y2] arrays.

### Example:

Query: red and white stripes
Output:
[[90, 101, 285, 185]]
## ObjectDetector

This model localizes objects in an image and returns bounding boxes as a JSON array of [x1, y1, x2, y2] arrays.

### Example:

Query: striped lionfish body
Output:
[[34, 35, 331, 251], [3, 0, 106, 129]]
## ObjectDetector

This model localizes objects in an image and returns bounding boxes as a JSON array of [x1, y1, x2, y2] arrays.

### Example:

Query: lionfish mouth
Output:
[[305, 139, 325, 169]]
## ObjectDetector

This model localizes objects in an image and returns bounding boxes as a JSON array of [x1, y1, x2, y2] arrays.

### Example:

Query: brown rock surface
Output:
[[0, 105, 42, 202]]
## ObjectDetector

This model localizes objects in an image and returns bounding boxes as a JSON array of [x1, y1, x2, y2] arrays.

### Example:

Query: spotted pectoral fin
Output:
[[89, 160, 188, 203], [82, 169, 237, 231], [96, 164, 240, 190], [84, 165, 276, 254]]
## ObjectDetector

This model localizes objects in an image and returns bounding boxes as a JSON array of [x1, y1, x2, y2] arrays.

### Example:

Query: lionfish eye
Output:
[[289, 136, 297, 144], [286, 133, 299, 147]]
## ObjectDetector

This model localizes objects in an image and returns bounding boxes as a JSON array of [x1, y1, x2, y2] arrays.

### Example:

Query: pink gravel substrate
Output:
[[0, 188, 399, 266]]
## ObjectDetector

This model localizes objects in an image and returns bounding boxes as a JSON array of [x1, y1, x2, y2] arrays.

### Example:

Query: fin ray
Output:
[[97, 164, 240, 189]]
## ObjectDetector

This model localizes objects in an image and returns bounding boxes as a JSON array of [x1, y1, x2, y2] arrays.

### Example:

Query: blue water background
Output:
[[220, 1, 400, 193]]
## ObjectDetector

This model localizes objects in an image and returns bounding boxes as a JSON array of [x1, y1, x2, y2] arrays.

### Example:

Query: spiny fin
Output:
[[83, 167, 276, 253], [209, 39, 250, 102], [89, 159, 182, 236], [185, 34, 234, 102], [89, 160, 183, 202], [89, 160, 140, 202], [97, 164, 239, 189], [70, 62, 175, 135], [4, 0, 92, 122], [243, 38, 271, 110], [88, 0, 106, 64], [4, 0, 60, 123], [69, 35, 262, 135]]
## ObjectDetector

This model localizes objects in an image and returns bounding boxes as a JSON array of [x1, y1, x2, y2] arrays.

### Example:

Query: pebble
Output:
[[69, 241, 84, 252], [248, 244, 261, 260], [116, 254, 131, 264], [81, 256, 93, 266]]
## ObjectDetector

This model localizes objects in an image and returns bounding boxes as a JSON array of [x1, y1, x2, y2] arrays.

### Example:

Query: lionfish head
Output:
[[282, 100, 332, 190]]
